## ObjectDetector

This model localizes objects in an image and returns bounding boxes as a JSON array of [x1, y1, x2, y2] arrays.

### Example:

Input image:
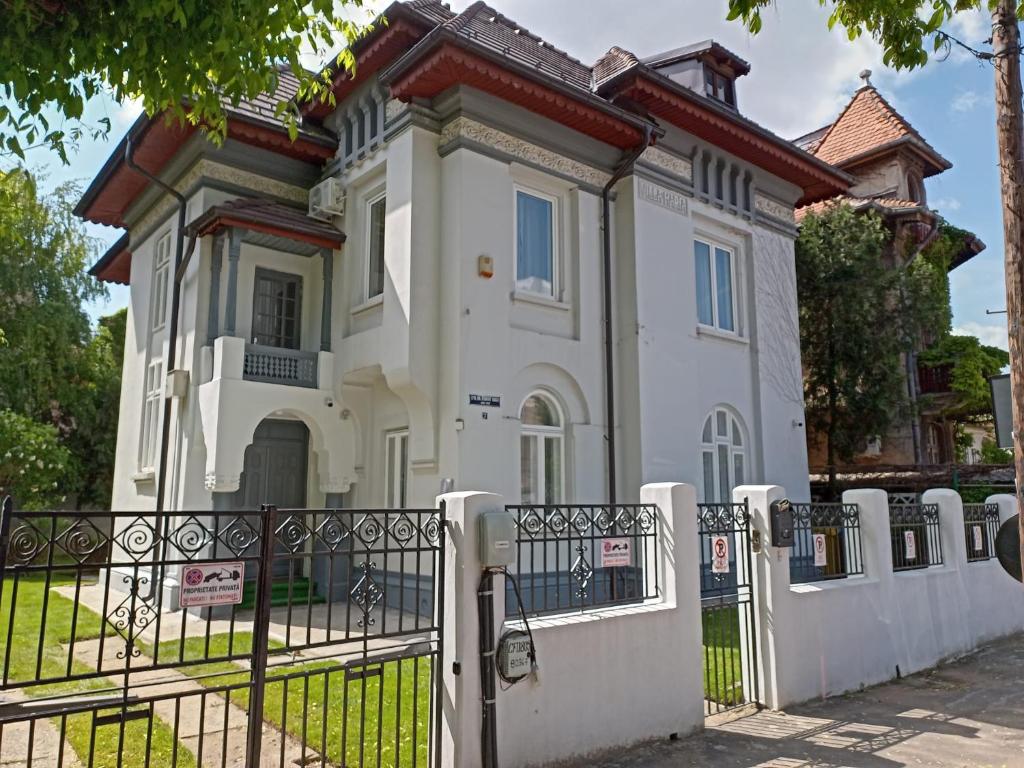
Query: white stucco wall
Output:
[[740, 485, 1024, 709]]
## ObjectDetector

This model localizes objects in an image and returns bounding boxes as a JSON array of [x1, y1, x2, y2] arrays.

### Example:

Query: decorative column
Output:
[[207, 231, 225, 344], [224, 227, 242, 337], [321, 247, 333, 352]]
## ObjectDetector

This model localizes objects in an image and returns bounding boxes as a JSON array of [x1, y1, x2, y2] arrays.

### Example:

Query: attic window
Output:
[[704, 66, 735, 107]]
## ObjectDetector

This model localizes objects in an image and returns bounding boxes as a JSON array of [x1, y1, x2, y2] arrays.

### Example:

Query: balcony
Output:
[[243, 344, 318, 388], [918, 363, 954, 395]]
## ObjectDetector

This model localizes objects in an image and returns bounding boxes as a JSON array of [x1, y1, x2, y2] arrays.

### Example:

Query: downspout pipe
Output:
[[601, 124, 654, 506], [124, 137, 188, 519], [123, 139, 199, 600]]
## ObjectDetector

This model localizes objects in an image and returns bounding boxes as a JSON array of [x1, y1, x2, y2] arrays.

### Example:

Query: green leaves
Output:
[[0, 0, 371, 162], [725, 0, 990, 70]]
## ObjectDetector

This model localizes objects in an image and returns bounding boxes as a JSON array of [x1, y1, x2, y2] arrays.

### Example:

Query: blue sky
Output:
[[19, 0, 1008, 349]]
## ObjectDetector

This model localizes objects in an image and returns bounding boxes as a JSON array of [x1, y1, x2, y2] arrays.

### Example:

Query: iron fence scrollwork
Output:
[[505, 503, 659, 617], [0, 498, 446, 768]]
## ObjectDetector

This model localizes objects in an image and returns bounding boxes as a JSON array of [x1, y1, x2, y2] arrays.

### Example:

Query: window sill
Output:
[[351, 294, 383, 317], [696, 325, 748, 345], [132, 470, 155, 484], [511, 291, 571, 312]]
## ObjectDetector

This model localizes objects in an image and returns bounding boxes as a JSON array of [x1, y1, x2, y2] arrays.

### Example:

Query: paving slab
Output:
[[592, 633, 1024, 768]]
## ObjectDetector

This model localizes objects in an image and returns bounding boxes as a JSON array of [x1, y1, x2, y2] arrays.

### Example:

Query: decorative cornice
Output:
[[755, 193, 796, 224], [440, 116, 611, 188], [639, 146, 693, 182], [319, 475, 354, 494]]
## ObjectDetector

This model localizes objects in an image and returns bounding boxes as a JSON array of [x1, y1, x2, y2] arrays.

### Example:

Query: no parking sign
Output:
[[813, 533, 828, 567], [711, 535, 730, 574]]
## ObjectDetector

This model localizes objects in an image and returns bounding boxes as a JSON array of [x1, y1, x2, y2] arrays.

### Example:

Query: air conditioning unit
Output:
[[308, 177, 346, 221]]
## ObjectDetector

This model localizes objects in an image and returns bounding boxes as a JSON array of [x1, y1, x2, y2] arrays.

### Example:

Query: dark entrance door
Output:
[[235, 419, 308, 576]]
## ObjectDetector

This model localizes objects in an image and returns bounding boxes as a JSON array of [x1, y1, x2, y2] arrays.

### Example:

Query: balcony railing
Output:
[[243, 344, 318, 388], [917, 363, 954, 395]]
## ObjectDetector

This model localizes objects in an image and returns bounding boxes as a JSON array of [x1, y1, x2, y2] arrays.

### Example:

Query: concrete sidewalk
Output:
[[595, 633, 1024, 768]]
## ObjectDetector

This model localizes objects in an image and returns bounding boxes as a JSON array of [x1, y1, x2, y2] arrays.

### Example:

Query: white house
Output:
[[79, 0, 850, 520]]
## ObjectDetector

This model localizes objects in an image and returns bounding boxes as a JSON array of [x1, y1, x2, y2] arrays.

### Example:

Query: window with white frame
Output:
[[139, 360, 164, 472], [384, 429, 409, 507], [366, 192, 387, 300], [151, 233, 171, 332], [694, 239, 736, 333], [700, 408, 746, 503], [520, 392, 564, 504], [514, 188, 558, 297]]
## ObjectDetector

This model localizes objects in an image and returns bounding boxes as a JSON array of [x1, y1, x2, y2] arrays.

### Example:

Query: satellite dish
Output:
[[996, 514, 1022, 583]]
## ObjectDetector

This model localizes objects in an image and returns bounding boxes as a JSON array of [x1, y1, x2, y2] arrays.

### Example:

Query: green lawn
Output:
[[0, 573, 195, 768], [702, 604, 745, 706], [155, 633, 434, 767]]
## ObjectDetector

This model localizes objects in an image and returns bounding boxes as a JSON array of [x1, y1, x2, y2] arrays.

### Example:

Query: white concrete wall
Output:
[[440, 484, 704, 768], [740, 485, 1024, 709]]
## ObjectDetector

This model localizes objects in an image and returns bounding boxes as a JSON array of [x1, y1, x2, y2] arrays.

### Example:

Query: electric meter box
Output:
[[479, 510, 516, 568], [770, 498, 795, 548]]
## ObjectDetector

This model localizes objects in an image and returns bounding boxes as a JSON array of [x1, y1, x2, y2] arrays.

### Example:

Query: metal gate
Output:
[[0, 498, 445, 767], [697, 499, 759, 716]]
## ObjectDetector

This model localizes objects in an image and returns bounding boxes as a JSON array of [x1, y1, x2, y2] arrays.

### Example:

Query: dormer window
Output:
[[704, 67, 735, 107]]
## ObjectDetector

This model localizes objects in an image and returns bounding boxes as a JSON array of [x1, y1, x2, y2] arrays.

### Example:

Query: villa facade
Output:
[[79, 0, 850, 515]]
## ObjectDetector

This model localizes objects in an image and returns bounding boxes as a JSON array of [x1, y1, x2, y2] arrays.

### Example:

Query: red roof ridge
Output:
[[812, 84, 950, 174]]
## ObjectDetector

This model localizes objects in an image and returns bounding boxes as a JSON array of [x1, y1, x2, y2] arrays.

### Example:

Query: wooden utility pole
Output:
[[992, 1, 1024, 569]]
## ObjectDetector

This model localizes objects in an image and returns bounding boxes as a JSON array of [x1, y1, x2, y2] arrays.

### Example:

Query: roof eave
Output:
[[607, 69, 852, 200], [832, 135, 952, 177], [381, 34, 661, 142]]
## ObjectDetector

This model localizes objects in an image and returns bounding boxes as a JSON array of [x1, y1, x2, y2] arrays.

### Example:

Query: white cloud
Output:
[[953, 321, 1009, 351], [932, 197, 962, 212], [445, 0, 929, 139], [951, 90, 980, 112]]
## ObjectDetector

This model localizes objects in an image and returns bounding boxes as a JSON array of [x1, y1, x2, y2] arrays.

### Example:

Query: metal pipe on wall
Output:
[[600, 124, 655, 506]]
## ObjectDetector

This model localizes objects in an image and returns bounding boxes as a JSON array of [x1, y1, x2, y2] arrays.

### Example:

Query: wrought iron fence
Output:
[[963, 503, 1000, 562], [889, 503, 942, 571], [789, 503, 864, 584], [0, 498, 445, 768], [505, 504, 659, 617]]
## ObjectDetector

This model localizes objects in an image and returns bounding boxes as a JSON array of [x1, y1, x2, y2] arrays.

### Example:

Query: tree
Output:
[[0, 0, 370, 162], [0, 410, 73, 510], [798, 206, 907, 493], [726, 0, 1024, 568], [920, 334, 1009, 416], [0, 169, 103, 423], [0, 169, 124, 508]]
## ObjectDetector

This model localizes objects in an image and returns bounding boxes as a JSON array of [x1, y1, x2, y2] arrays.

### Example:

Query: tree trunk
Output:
[[992, 2, 1024, 571]]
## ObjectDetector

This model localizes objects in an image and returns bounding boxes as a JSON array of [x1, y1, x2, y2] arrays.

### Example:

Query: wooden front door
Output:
[[235, 419, 308, 576]]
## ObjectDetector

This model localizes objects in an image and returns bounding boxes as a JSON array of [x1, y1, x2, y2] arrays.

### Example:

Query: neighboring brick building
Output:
[[795, 72, 985, 469]]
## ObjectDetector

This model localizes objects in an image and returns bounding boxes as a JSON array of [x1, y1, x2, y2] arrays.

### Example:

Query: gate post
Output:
[[436, 491, 505, 768], [733, 485, 788, 710], [245, 503, 277, 767]]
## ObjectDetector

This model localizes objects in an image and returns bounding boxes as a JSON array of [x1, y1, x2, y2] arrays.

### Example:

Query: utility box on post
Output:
[[479, 510, 516, 568], [770, 498, 795, 548]]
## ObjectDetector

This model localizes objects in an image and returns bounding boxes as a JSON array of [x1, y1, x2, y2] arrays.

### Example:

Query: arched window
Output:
[[700, 408, 747, 503], [520, 392, 564, 504]]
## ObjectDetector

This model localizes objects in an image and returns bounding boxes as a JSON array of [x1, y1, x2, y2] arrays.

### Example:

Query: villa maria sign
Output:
[[638, 179, 688, 216]]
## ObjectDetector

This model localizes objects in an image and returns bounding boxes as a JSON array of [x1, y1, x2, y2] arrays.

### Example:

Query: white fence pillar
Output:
[[842, 489, 892, 580], [733, 485, 787, 710], [922, 488, 967, 571], [437, 491, 505, 768], [640, 482, 704, 732]]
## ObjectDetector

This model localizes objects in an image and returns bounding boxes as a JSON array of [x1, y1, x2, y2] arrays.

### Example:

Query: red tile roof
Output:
[[811, 86, 950, 175]]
